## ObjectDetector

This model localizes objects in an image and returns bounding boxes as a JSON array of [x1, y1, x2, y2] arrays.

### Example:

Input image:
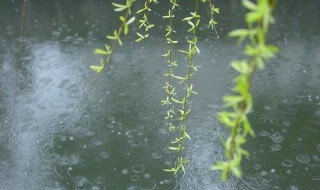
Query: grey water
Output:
[[0, 0, 319, 189]]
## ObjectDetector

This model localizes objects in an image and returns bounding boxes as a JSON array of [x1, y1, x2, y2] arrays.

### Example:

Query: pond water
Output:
[[0, 0, 319, 189]]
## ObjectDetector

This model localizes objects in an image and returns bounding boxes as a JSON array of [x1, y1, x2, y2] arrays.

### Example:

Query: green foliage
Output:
[[89, 0, 279, 182], [164, 0, 206, 175], [136, 0, 158, 42], [203, 0, 220, 38], [212, 0, 278, 181], [161, 0, 180, 134], [90, 0, 135, 73]]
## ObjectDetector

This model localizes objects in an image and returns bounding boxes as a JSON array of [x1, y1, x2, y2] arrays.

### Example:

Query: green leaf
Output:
[[94, 48, 110, 55], [223, 95, 244, 107], [112, 2, 127, 12], [246, 12, 262, 23], [89, 65, 103, 73], [127, 16, 136, 25], [229, 29, 249, 38], [242, 0, 257, 10], [230, 60, 249, 74]]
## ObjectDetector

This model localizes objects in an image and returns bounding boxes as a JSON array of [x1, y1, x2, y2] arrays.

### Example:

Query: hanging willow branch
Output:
[[90, 0, 136, 73], [136, 0, 158, 42], [161, 0, 179, 132], [164, 0, 202, 175], [212, 0, 278, 181]]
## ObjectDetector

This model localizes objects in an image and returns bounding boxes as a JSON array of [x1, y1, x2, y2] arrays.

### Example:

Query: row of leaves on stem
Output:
[[88, 0, 221, 178], [89, 0, 136, 73], [136, 0, 158, 42], [211, 0, 278, 181], [164, 0, 219, 175]]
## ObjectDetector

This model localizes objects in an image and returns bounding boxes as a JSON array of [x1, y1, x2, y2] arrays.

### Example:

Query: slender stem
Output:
[[104, 11, 130, 67], [208, 0, 219, 38]]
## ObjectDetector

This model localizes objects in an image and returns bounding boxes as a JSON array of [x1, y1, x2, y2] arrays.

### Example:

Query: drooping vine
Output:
[[206, 0, 220, 38], [164, 0, 203, 175], [212, 0, 278, 181], [136, 0, 158, 42], [89, 0, 136, 73], [161, 0, 179, 133]]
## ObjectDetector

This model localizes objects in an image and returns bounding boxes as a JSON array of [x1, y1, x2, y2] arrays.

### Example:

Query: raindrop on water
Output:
[[288, 186, 299, 190], [151, 151, 163, 159], [132, 164, 145, 173], [99, 152, 110, 159], [282, 120, 290, 126], [93, 139, 103, 146], [95, 176, 105, 185], [312, 155, 320, 162], [121, 169, 129, 175], [131, 175, 140, 182], [282, 159, 293, 167], [138, 179, 156, 190], [91, 186, 100, 190], [270, 132, 283, 143], [317, 144, 320, 151], [271, 144, 282, 152], [258, 130, 269, 137], [260, 171, 268, 177], [296, 154, 310, 164], [144, 173, 151, 179]]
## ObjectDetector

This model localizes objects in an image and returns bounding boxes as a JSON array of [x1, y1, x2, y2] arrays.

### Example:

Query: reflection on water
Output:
[[0, 0, 319, 189]]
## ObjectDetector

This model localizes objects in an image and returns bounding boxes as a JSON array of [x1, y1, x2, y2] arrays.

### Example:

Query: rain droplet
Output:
[[99, 152, 110, 159], [138, 179, 156, 190], [144, 173, 151, 179], [121, 169, 129, 175], [93, 139, 103, 146], [317, 144, 320, 151], [282, 120, 290, 126], [296, 154, 310, 164], [163, 179, 170, 184], [258, 130, 269, 137], [95, 177, 105, 185], [288, 186, 298, 190], [270, 132, 283, 143], [271, 144, 282, 152], [132, 164, 145, 173], [260, 171, 268, 177], [70, 154, 80, 165], [282, 159, 293, 167], [131, 175, 140, 182], [151, 151, 163, 159], [312, 155, 320, 162], [128, 139, 142, 147]]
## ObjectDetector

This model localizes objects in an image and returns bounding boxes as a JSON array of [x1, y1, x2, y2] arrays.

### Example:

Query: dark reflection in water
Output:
[[0, 0, 319, 189]]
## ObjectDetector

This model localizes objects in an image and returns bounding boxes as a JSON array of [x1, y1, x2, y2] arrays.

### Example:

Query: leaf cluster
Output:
[[212, 0, 278, 181], [136, 0, 158, 42], [90, 0, 135, 73]]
